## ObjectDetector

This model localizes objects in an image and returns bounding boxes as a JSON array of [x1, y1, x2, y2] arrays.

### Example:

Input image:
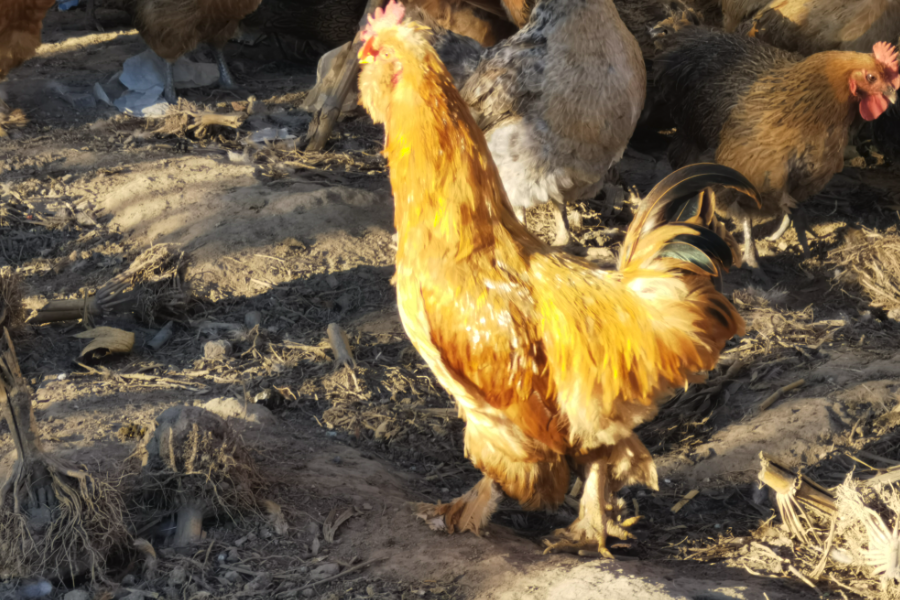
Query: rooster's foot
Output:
[[413, 477, 500, 535], [542, 512, 639, 558]]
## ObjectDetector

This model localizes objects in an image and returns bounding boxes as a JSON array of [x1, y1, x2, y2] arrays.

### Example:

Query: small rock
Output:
[[259, 527, 272, 539], [366, 583, 381, 596], [204, 339, 232, 360], [243, 574, 272, 592], [121, 574, 136, 586], [325, 274, 339, 289], [26, 505, 53, 533], [18, 579, 52, 599], [224, 570, 242, 583], [245, 311, 262, 328], [309, 562, 340, 580], [63, 590, 90, 600], [202, 396, 277, 426], [169, 566, 188, 585], [362, 503, 373, 511], [888, 308, 900, 322], [301, 590, 314, 598], [227, 547, 241, 563], [307, 522, 320, 537]]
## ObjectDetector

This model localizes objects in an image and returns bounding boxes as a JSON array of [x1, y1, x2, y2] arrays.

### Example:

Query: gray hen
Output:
[[413, 0, 645, 246]]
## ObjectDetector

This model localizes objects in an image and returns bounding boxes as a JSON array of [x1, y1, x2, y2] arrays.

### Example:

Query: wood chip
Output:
[[758, 378, 806, 411], [322, 506, 356, 542], [671, 489, 699, 514]]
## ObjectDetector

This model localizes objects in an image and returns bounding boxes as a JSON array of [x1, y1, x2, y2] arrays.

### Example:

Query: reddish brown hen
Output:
[[127, 0, 263, 103], [654, 29, 898, 280], [357, 1, 758, 555], [0, 0, 55, 135]]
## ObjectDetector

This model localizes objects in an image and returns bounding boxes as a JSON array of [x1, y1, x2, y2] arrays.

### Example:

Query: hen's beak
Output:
[[885, 86, 898, 105]]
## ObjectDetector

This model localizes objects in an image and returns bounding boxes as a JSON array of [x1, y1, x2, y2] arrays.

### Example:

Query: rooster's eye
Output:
[[866, 73, 877, 84]]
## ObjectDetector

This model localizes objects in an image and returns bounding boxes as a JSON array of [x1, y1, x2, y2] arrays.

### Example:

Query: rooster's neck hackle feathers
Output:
[[359, 14, 535, 263]]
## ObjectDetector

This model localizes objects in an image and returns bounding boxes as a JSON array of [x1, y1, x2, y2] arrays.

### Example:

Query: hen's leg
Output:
[[212, 46, 239, 91], [415, 476, 501, 536], [766, 213, 791, 242], [542, 457, 636, 557], [791, 205, 812, 260], [550, 200, 571, 247], [86, 0, 103, 31], [163, 60, 177, 105], [741, 215, 771, 284]]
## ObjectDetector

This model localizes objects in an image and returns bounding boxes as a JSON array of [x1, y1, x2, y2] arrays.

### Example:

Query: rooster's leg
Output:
[[212, 46, 239, 91], [163, 60, 177, 105], [766, 213, 791, 242], [542, 457, 636, 557], [514, 206, 527, 226], [550, 200, 571, 247], [414, 476, 501, 535]]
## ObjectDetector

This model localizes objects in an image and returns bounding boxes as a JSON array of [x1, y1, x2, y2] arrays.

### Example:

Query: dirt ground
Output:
[[3, 3, 900, 600]]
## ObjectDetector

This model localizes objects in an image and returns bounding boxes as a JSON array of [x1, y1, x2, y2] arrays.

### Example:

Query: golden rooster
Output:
[[0, 0, 56, 135], [357, 1, 759, 554]]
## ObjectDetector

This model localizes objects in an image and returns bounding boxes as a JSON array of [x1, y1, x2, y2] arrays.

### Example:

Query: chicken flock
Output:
[[2, 0, 900, 563]]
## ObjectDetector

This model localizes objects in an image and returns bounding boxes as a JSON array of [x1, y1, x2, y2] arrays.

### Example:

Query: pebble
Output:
[[224, 570, 242, 583], [204, 339, 233, 360], [309, 562, 340, 580], [168, 566, 188, 585], [63, 591, 89, 600], [245, 311, 262, 328]]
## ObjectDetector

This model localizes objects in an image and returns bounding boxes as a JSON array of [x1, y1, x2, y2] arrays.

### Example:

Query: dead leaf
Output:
[[74, 326, 135, 356], [322, 506, 357, 542], [263, 500, 288, 536]]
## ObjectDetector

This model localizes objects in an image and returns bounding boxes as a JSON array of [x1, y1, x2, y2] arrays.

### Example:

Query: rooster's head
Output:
[[357, 0, 431, 124]]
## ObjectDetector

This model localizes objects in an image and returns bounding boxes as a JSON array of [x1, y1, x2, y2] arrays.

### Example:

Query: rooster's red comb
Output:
[[361, 0, 406, 42], [874, 41, 900, 88]]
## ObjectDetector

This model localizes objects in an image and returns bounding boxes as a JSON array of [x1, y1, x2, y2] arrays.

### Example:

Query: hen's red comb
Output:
[[874, 41, 900, 88], [361, 0, 406, 42]]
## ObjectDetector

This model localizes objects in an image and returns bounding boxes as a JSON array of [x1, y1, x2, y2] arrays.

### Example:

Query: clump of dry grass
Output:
[[149, 98, 247, 139], [758, 455, 900, 598], [835, 478, 900, 597], [831, 226, 900, 311], [0, 267, 23, 330], [0, 328, 131, 582], [126, 245, 191, 325], [0, 460, 131, 582], [125, 406, 266, 545]]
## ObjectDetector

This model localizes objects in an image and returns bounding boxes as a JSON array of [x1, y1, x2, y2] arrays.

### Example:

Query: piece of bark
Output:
[[304, 0, 387, 151]]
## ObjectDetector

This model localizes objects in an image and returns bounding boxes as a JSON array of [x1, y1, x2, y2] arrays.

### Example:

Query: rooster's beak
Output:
[[886, 86, 898, 105]]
